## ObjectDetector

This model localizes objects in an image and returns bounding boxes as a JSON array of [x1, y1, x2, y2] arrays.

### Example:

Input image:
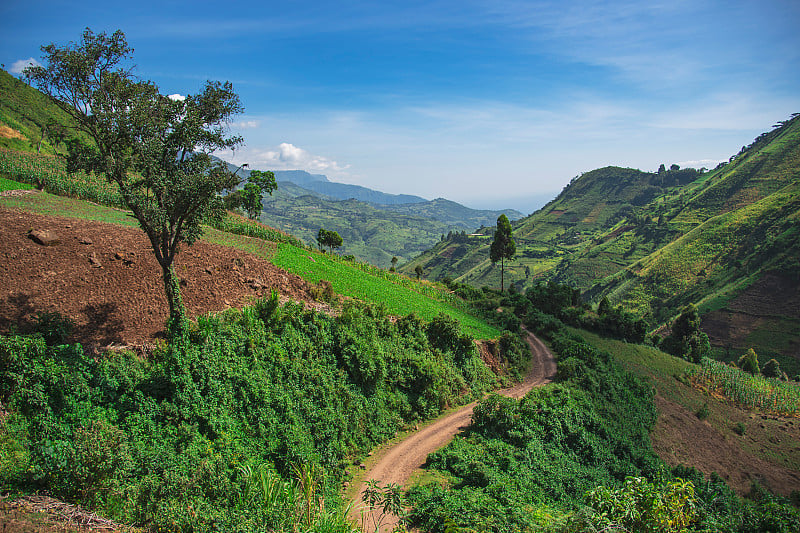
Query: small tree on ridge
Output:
[[490, 214, 516, 292]]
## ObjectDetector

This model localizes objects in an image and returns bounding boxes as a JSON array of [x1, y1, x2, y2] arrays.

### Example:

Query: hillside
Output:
[[259, 186, 522, 267], [405, 115, 800, 374]]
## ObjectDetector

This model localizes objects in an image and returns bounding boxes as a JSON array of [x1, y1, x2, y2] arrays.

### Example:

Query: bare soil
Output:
[[351, 331, 557, 532], [703, 270, 800, 362], [651, 395, 800, 496], [0, 205, 320, 349]]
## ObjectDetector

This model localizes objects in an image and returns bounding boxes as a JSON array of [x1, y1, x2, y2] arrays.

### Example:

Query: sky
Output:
[[2, 1, 799, 213]]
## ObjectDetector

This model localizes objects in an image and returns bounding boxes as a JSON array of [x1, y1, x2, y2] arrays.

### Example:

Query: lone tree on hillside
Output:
[[224, 169, 277, 219], [25, 29, 245, 336], [490, 214, 516, 292], [662, 304, 711, 363], [415, 265, 424, 280], [317, 228, 343, 254]]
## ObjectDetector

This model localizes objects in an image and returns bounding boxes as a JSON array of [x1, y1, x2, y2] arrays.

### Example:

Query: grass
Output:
[[271, 243, 500, 339], [0, 177, 33, 191]]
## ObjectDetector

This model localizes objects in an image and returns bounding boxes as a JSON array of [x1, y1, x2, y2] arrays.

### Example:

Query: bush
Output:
[[31, 310, 74, 345], [739, 348, 760, 374], [762, 358, 782, 378]]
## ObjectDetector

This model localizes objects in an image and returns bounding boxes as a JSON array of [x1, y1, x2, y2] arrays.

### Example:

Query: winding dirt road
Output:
[[351, 330, 557, 532]]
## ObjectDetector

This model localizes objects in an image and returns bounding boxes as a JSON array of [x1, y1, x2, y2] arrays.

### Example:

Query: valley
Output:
[[1, 55, 799, 533]]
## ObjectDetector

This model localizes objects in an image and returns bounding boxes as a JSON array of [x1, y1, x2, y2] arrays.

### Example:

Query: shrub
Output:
[[762, 358, 782, 378], [738, 348, 760, 374], [31, 311, 74, 345]]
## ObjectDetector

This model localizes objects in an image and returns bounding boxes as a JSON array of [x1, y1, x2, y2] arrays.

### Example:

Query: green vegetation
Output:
[[0, 176, 33, 191], [317, 227, 344, 253], [406, 116, 800, 374], [224, 169, 278, 220], [689, 358, 800, 416], [489, 214, 516, 292], [0, 296, 505, 531], [406, 299, 800, 532], [270, 243, 501, 340], [660, 303, 712, 363]]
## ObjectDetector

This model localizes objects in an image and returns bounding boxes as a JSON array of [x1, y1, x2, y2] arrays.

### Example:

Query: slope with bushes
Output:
[[405, 115, 800, 374]]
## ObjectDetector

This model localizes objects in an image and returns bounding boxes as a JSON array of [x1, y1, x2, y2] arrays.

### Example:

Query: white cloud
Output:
[[10, 57, 41, 75], [167, 93, 186, 101], [677, 159, 726, 170], [233, 120, 260, 129], [230, 142, 350, 174]]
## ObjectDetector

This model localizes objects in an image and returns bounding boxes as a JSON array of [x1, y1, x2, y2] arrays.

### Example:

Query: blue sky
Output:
[[2, 1, 799, 212]]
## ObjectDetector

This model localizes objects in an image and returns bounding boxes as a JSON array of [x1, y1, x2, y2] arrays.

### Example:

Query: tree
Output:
[[25, 29, 244, 336], [415, 265, 424, 280], [761, 358, 782, 379], [316, 228, 343, 254], [662, 304, 711, 363], [390, 256, 398, 272], [490, 214, 516, 292], [738, 348, 760, 375]]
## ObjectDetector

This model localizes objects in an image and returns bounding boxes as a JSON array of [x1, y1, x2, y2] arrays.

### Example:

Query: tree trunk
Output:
[[500, 257, 505, 292], [161, 262, 186, 337]]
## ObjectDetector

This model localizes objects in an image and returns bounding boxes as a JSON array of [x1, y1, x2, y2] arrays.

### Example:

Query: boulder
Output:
[[28, 229, 60, 246], [89, 252, 102, 267]]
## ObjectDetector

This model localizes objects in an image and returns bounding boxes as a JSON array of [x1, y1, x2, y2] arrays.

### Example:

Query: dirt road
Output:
[[351, 330, 557, 532]]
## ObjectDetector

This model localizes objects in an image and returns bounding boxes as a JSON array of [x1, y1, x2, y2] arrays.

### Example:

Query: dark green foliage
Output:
[[490, 214, 516, 292], [663, 304, 711, 363], [762, 358, 782, 378], [31, 310, 74, 345], [0, 298, 496, 531], [426, 314, 476, 365], [317, 227, 343, 253], [738, 348, 760, 374], [224, 170, 277, 219], [408, 315, 660, 532], [523, 282, 647, 343]]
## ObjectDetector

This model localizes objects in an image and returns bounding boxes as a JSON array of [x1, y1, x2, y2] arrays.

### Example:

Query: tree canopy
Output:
[[25, 28, 245, 335], [317, 228, 343, 254], [490, 214, 516, 292]]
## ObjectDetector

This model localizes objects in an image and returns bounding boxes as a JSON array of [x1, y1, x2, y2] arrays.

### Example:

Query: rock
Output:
[[88, 252, 102, 267], [28, 229, 60, 246], [205, 267, 214, 274], [78, 237, 93, 245], [114, 251, 124, 260]]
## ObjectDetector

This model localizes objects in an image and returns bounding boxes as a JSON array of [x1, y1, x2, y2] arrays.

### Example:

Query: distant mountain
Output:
[[272, 169, 426, 205], [272, 169, 329, 186], [259, 182, 523, 268], [382, 197, 523, 227]]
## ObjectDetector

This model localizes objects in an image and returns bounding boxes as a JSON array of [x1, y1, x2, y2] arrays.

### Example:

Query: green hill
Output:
[[405, 115, 800, 374], [259, 187, 519, 268]]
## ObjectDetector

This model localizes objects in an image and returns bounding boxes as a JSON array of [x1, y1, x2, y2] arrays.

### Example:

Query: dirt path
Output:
[[351, 330, 557, 532]]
